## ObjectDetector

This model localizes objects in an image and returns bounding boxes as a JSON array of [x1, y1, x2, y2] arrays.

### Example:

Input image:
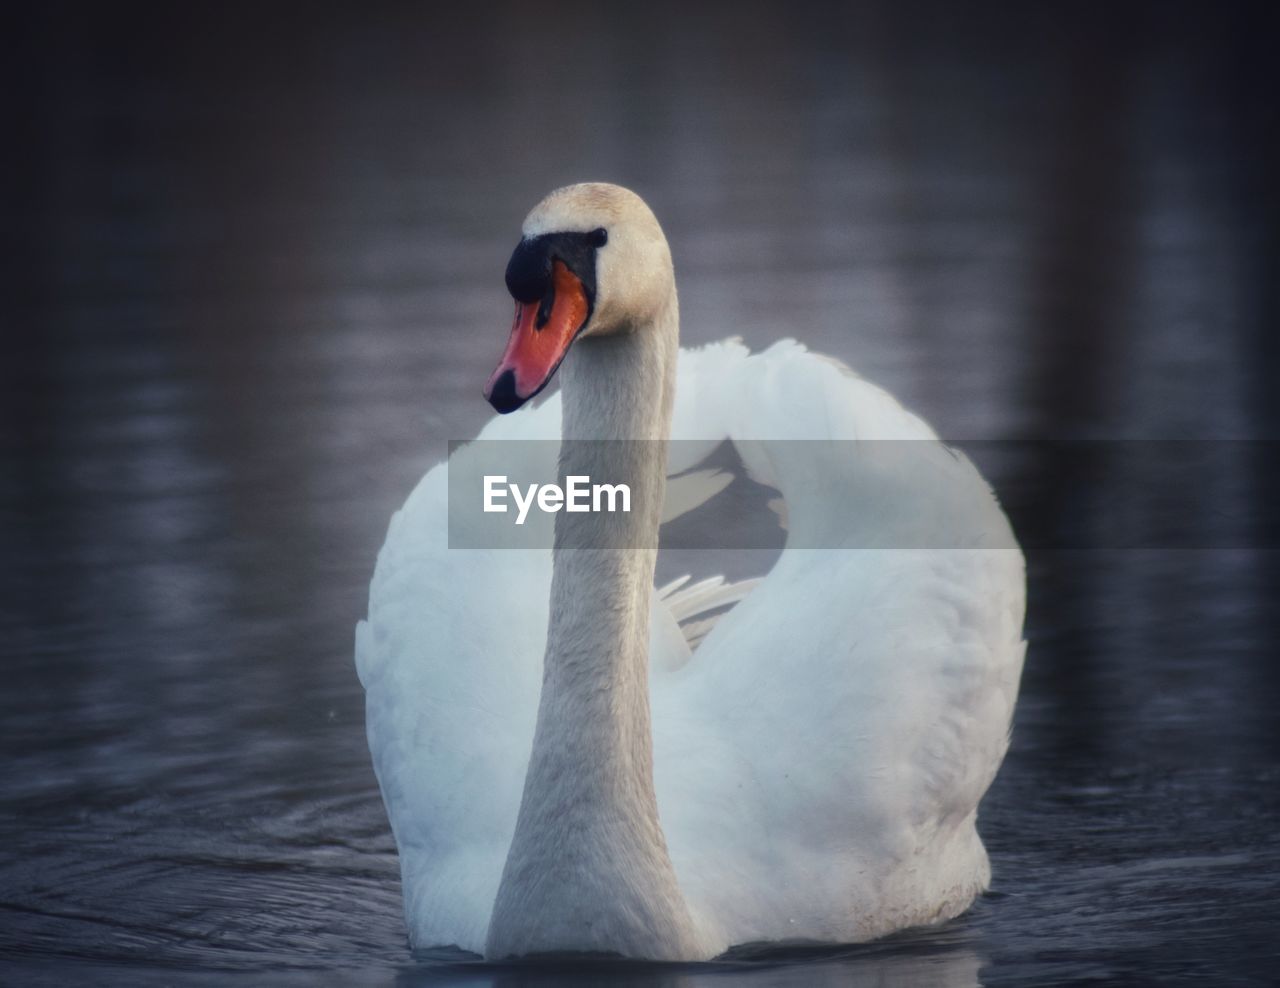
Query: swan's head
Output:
[[484, 182, 673, 414]]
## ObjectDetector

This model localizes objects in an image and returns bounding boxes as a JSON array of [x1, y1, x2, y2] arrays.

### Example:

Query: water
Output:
[[3, 2, 1278, 984]]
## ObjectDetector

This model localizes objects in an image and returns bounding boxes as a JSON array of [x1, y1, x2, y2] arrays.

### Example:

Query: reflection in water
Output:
[[2, 1, 1277, 985], [395, 929, 986, 988], [397, 940, 982, 988]]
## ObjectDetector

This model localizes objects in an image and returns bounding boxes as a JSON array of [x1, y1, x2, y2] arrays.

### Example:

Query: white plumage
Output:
[[356, 185, 1025, 961]]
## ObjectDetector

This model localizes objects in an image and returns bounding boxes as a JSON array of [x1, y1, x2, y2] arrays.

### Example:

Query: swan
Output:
[[355, 183, 1026, 962]]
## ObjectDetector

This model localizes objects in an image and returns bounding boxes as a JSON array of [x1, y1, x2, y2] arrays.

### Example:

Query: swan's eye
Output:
[[588, 227, 608, 248]]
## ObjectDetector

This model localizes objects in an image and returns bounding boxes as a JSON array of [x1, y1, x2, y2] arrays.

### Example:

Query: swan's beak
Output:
[[484, 259, 590, 414]]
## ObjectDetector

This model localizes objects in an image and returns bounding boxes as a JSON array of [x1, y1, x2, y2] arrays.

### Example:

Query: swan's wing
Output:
[[657, 574, 763, 651], [359, 339, 1024, 955], [652, 341, 1027, 952], [356, 396, 563, 953]]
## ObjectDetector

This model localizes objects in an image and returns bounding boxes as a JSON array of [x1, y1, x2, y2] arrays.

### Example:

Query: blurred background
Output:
[[1, 2, 1277, 985]]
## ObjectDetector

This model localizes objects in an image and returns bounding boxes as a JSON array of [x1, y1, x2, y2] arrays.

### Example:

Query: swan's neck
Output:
[[486, 288, 701, 960]]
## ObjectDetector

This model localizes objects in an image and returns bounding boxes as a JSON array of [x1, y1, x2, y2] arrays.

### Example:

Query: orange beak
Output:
[[484, 259, 590, 413]]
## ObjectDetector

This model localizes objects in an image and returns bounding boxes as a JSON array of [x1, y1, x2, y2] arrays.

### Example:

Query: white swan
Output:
[[356, 183, 1026, 961]]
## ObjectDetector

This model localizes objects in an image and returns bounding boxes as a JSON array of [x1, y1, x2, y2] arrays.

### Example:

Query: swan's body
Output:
[[356, 184, 1026, 961]]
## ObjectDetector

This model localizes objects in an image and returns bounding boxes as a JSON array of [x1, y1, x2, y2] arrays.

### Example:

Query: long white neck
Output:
[[486, 287, 702, 960]]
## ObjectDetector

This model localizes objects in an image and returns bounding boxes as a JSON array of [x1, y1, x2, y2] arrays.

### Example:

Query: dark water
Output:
[[3, 3, 1278, 985]]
